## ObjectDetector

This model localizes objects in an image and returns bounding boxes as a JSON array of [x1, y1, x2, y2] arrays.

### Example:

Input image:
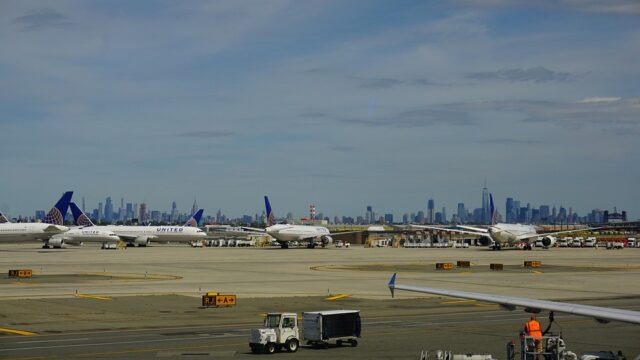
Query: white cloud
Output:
[[577, 97, 622, 104]]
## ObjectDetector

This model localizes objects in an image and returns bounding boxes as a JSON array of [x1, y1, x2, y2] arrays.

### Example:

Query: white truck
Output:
[[249, 310, 361, 354], [584, 237, 597, 248]]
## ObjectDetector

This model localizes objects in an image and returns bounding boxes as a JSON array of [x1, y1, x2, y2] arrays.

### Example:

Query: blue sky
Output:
[[1, 0, 639, 219]]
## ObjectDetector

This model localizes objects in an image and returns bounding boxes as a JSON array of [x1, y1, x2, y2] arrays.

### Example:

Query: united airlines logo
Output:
[[156, 227, 184, 232], [185, 219, 197, 227], [78, 214, 93, 227], [43, 208, 64, 225], [267, 213, 276, 226]]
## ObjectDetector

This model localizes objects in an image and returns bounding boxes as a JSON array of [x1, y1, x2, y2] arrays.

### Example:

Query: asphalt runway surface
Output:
[[1, 244, 639, 359]]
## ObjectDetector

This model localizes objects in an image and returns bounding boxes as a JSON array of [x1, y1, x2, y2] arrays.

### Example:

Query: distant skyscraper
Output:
[[441, 207, 446, 223], [457, 203, 465, 223], [481, 183, 489, 224], [139, 203, 147, 222], [82, 197, 86, 213], [104, 197, 113, 222], [366, 206, 373, 224], [427, 198, 434, 224], [98, 202, 104, 221], [506, 197, 514, 223], [384, 213, 393, 223], [171, 201, 178, 222]]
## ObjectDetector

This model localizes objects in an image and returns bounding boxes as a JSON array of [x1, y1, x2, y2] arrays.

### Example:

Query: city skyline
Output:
[[2, 186, 630, 225], [1, 2, 638, 218]]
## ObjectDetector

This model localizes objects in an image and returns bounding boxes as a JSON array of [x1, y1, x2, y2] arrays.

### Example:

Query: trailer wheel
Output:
[[265, 343, 276, 354], [350, 339, 358, 347], [336, 340, 343, 346], [285, 339, 299, 352]]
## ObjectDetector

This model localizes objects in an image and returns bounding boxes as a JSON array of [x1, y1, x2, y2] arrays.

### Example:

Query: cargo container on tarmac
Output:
[[303, 310, 361, 347]]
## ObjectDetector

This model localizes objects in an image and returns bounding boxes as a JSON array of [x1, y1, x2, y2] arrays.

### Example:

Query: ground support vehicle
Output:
[[249, 312, 300, 354], [249, 310, 361, 354]]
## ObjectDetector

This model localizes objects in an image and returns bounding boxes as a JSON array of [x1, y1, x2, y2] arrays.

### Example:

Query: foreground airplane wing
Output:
[[387, 273, 640, 325]]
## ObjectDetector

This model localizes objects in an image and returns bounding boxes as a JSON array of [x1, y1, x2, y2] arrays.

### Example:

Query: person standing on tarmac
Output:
[[523, 315, 543, 358]]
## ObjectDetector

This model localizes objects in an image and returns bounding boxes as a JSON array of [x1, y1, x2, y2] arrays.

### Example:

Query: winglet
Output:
[[184, 209, 204, 227], [388, 273, 397, 298], [70, 202, 95, 227], [264, 196, 276, 226], [43, 191, 73, 225]]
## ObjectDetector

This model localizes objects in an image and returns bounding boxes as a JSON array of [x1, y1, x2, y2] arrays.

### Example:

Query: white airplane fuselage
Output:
[[0, 223, 69, 242], [52, 227, 121, 243], [265, 224, 330, 242], [103, 225, 206, 242], [488, 223, 539, 246]]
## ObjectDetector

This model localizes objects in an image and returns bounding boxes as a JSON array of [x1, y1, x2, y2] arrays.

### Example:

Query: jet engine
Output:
[[478, 236, 493, 247], [541, 235, 556, 247], [47, 238, 65, 248], [320, 235, 333, 247], [133, 237, 150, 247]]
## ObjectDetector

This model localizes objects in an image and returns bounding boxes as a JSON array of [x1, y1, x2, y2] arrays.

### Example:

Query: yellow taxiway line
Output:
[[440, 299, 476, 304], [75, 294, 112, 300], [0, 328, 37, 336], [325, 294, 352, 301]]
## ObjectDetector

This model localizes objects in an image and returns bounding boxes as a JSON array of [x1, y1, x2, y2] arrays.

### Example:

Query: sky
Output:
[[1, 0, 639, 219]]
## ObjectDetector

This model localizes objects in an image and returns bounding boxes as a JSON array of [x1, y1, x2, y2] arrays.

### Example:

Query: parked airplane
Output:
[[0, 211, 9, 223], [41, 203, 122, 248], [0, 191, 72, 243], [246, 196, 358, 249], [71, 205, 206, 246], [388, 273, 640, 325], [410, 194, 597, 250]]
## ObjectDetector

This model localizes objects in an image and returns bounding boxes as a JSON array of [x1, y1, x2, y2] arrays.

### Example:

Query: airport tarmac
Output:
[[1, 244, 639, 358]]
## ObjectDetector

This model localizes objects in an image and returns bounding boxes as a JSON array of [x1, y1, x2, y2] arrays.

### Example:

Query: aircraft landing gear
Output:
[[492, 244, 501, 251], [280, 242, 289, 249]]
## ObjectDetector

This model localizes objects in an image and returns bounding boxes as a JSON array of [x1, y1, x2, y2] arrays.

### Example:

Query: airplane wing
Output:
[[516, 227, 602, 242], [408, 224, 488, 237], [387, 273, 640, 325], [43, 225, 68, 233], [241, 226, 266, 233], [116, 234, 158, 242], [456, 225, 489, 233]]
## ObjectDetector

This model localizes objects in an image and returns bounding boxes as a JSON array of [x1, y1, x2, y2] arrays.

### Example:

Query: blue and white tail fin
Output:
[[43, 191, 73, 225], [0, 211, 10, 223], [264, 196, 276, 226], [183, 209, 204, 227], [70, 202, 95, 227], [490, 193, 498, 225]]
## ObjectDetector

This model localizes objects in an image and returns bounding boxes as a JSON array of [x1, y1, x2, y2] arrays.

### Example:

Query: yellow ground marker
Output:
[[76, 293, 112, 300], [440, 299, 476, 305], [12, 282, 36, 286], [325, 294, 351, 301], [532, 270, 544, 275], [0, 327, 37, 336]]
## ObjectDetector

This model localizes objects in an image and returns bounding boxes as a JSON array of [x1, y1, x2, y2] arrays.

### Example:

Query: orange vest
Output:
[[525, 320, 542, 340]]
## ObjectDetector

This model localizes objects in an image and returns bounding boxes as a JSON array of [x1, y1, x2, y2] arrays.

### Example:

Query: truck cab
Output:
[[249, 312, 300, 354]]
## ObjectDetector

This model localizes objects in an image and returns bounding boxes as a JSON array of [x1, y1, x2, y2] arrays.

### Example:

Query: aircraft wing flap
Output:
[[388, 274, 640, 325]]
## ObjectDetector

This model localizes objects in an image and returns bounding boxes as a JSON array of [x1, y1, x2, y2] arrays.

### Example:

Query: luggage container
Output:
[[303, 310, 361, 347]]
